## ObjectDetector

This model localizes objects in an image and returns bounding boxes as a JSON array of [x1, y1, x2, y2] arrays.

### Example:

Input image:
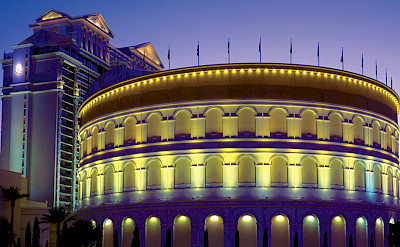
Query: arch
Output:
[[375, 218, 384, 247], [301, 110, 317, 137], [122, 217, 135, 247], [147, 113, 162, 140], [81, 171, 87, 198], [271, 214, 289, 247], [90, 168, 98, 194], [238, 156, 256, 183], [374, 165, 382, 190], [354, 162, 366, 189], [388, 167, 393, 193], [372, 121, 381, 146], [206, 157, 223, 184], [238, 107, 256, 134], [174, 215, 191, 247], [353, 116, 364, 142], [302, 157, 318, 185], [331, 216, 346, 247], [205, 214, 224, 247], [271, 156, 288, 184], [146, 216, 161, 247], [205, 108, 223, 135], [386, 126, 392, 151], [104, 165, 114, 192], [175, 110, 191, 137], [105, 122, 115, 147], [329, 113, 343, 140], [330, 159, 344, 186], [356, 216, 368, 247], [124, 117, 136, 144], [175, 158, 191, 186], [238, 214, 257, 247], [270, 108, 287, 135], [147, 160, 161, 188], [123, 162, 135, 189], [103, 218, 113, 247], [92, 127, 99, 152], [303, 215, 320, 247], [81, 133, 88, 156]]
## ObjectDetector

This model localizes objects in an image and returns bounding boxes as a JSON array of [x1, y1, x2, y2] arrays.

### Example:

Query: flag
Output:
[[375, 61, 378, 79], [391, 77, 393, 88], [197, 41, 199, 56], [317, 42, 319, 58], [168, 46, 170, 60], [361, 53, 363, 69], [259, 37, 261, 52], [290, 40, 292, 54], [228, 39, 230, 54], [340, 47, 343, 63]]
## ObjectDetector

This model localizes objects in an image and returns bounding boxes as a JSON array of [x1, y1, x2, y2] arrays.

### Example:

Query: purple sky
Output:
[[1, 0, 400, 126]]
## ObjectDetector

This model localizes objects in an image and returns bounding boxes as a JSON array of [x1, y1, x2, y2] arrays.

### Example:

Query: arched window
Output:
[[270, 157, 288, 184], [303, 215, 319, 247], [330, 160, 344, 187], [81, 133, 87, 157], [123, 163, 135, 190], [375, 218, 384, 247], [353, 117, 364, 143], [175, 159, 191, 186], [301, 110, 316, 138], [238, 108, 256, 136], [90, 169, 98, 194], [302, 158, 318, 185], [103, 219, 113, 247], [271, 214, 289, 247], [146, 216, 161, 247], [386, 126, 392, 151], [238, 157, 256, 184], [175, 111, 191, 139], [205, 109, 223, 137], [374, 165, 382, 191], [205, 215, 224, 247], [238, 214, 257, 247], [174, 215, 191, 247], [92, 127, 99, 152], [122, 218, 135, 247], [354, 162, 365, 189], [331, 216, 346, 247], [105, 122, 115, 147], [81, 172, 87, 199], [372, 121, 381, 147], [270, 108, 287, 137], [147, 160, 161, 188], [388, 168, 393, 194], [124, 118, 136, 145], [104, 166, 114, 192], [147, 114, 162, 141], [206, 157, 223, 185], [329, 113, 342, 141], [356, 217, 368, 247]]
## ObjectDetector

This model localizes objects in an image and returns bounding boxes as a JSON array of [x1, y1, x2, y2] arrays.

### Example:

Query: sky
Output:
[[0, 0, 400, 129]]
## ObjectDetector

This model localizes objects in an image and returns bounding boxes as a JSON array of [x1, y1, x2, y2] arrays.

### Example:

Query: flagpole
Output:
[[259, 37, 261, 63], [197, 41, 199, 66], [341, 47, 344, 70], [361, 53, 364, 75], [290, 39, 292, 64], [228, 38, 230, 64], [385, 69, 388, 85], [317, 42, 320, 66], [391, 77, 393, 89], [168, 45, 170, 70], [375, 61, 378, 80]]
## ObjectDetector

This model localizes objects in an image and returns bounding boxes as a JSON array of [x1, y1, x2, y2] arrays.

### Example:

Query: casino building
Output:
[[77, 64, 400, 247], [0, 9, 163, 209]]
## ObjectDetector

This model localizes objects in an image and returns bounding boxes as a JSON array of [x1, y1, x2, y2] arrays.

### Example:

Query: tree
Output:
[[262, 227, 268, 247], [32, 217, 40, 247], [25, 222, 31, 247], [348, 234, 353, 247], [235, 230, 239, 247], [323, 231, 328, 247], [1, 186, 29, 246], [165, 228, 171, 247], [0, 218, 14, 247], [114, 228, 119, 247], [204, 229, 209, 247], [59, 219, 102, 247], [388, 221, 400, 247], [370, 233, 374, 247], [294, 232, 299, 247], [40, 207, 74, 247], [131, 225, 140, 247]]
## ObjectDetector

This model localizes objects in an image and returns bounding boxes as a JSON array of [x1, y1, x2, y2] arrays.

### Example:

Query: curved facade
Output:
[[77, 64, 400, 247]]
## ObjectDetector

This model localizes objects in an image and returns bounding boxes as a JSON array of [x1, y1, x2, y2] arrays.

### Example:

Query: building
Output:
[[77, 64, 399, 247], [0, 10, 163, 209]]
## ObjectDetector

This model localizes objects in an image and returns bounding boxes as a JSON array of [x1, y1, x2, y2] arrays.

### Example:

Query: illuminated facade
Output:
[[0, 9, 163, 209], [77, 64, 399, 247]]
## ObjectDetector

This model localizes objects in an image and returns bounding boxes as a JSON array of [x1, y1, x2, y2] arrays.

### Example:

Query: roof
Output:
[[19, 30, 73, 47]]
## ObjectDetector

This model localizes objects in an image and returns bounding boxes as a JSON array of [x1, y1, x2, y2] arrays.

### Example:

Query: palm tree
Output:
[[1, 186, 29, 246], [40, 207, 74, 247], [0, 217, 14, 247]]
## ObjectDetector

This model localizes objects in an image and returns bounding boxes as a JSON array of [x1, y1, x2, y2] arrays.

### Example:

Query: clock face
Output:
[[15, 64, 23, 75]]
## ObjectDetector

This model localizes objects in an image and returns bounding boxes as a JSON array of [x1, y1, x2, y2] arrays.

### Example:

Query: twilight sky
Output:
[[0, 0, 400, 108]]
